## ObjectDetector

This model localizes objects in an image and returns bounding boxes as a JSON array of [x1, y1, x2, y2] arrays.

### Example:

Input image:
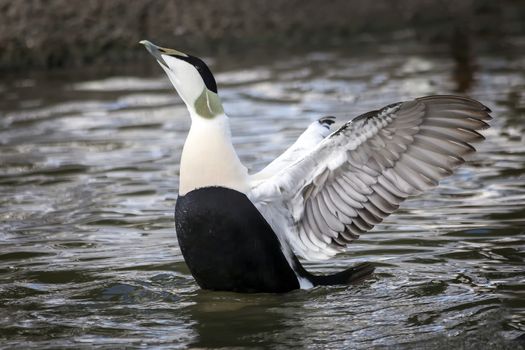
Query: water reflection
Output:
[[0, 40, 524, 348], [186, 292, 294, 348]]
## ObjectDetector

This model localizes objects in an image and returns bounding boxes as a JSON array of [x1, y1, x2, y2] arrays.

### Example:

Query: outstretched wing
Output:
[[251, 116, 335, 183], [250, 96, 491, 260]]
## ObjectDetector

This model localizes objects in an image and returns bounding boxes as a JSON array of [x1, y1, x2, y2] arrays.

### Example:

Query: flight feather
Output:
[[250, 95, 491, 260]]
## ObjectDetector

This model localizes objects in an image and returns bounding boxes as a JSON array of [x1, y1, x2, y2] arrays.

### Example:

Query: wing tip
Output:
[[417, 94, 493, 112], [319, 116, 336, 126]]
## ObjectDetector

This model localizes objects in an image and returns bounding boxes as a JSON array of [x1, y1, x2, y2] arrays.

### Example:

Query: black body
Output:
[[175, 186, 374, 293], [175, 186, 299, 293]]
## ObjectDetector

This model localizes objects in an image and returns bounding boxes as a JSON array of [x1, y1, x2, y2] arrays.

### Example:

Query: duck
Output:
[[140, 40, 491, 293]]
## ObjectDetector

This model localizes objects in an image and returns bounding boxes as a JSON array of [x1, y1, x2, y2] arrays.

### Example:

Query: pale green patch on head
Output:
[[194, 88, 224, 119]]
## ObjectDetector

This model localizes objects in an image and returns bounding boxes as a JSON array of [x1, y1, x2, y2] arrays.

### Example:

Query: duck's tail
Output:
[[307, 262, 375, 286], [291, 255, 375, 286]]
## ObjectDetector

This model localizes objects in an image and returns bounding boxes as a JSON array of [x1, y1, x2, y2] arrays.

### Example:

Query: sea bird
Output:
[[140, 40, 491, 293]]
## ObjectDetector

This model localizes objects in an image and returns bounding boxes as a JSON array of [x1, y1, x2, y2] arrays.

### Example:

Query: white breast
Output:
[[179, 114, 250, 195]]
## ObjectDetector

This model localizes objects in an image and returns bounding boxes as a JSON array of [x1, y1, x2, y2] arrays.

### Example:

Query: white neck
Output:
[[179, 112, 250, 195]]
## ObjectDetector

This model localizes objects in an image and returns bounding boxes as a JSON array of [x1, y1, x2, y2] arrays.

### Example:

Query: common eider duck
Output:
[[140, 40, 491, 293]]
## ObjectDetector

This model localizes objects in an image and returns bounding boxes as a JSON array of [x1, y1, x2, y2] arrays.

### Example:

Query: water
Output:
[[1, 41, 524, 349]]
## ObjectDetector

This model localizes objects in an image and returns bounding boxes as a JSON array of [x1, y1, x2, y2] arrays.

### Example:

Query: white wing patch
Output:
[[250, 96, 491, 260], [251, 116, 335, 184]]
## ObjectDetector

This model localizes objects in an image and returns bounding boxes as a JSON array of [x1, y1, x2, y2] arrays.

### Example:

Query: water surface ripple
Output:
[[0, 44, 524, 349]]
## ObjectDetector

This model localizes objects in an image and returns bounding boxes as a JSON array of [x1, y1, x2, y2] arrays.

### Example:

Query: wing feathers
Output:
[[250, 95, 491, 260], [342, 179, 369, 203], [325, 185, 354, 223], [372, 182, 404, 205], [316, 194, 345, 234], [420, 126, 484, 143]]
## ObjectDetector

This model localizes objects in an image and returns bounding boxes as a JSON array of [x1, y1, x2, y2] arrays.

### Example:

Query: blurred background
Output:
[[1, 0, 524, 71], [1, 1, 524, 349]]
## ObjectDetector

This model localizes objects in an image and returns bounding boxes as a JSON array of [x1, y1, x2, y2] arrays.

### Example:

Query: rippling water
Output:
[[1, 42, 524, 349]]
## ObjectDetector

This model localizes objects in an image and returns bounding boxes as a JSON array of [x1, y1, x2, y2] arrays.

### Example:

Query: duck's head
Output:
[[140, 40, 223, 119]]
